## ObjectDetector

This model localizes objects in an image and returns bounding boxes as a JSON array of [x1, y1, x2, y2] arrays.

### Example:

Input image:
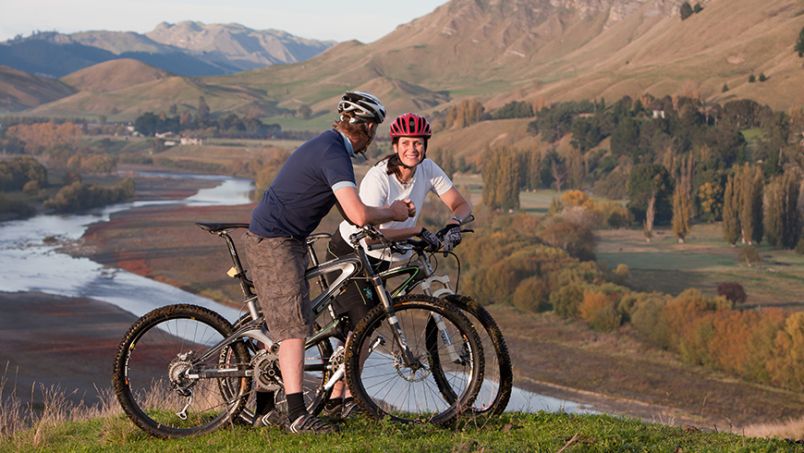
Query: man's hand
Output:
[[436, 224, 462, 252], [418, 228, 442, 252], [389, 199, 415, 221]]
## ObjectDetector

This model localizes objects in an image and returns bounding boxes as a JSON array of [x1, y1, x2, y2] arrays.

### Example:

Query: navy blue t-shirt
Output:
[[250, 129, 357, 240]]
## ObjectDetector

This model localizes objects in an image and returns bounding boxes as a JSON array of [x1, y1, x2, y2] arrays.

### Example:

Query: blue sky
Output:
[[0, 0, 448, 43]]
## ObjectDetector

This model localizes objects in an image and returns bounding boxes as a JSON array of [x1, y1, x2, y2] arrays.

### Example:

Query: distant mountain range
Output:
[[1, 0, 802, 128], [0, 21, 335, 78]]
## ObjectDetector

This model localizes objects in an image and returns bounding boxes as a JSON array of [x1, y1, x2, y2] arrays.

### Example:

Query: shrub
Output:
[[680, 1, 693, 20], [748, 74, 756, 83], [512, 277, 547, 312], [539, 217, 596, 261], [722, 83, 729, 93], [550, 283, 586, 319], [716, 282, 747, 305], [22, 180, 40, 194], [768, 312, 804, 389], [758, 73, 767, 82], [630, 292, 671, 348], [579, 290, 621, 331], [612, 263, 630, 284], [663, 289, 732, 352], [738, 246, 761, 266]]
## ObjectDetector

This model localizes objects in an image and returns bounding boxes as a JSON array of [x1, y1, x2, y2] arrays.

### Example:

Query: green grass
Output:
[[2, 413, 797, 453], [596, 224, 804, 305]]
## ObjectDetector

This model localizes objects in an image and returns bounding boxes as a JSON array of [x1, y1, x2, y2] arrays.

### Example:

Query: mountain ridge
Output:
[[5, 0, 803, 119], [0, 22, 335, 79]]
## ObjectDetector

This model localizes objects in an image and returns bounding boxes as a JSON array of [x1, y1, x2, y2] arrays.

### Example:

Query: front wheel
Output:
[[427, 295, 513, 416], [112, 304, 250, 438], [344, 295, 484, 425]]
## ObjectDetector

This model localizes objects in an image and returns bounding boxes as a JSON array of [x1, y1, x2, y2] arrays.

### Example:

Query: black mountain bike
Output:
[[112, 223, 484, 438]]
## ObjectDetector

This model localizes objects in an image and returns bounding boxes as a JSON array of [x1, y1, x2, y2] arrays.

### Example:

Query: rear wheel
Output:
[[345, 295, 484, 425], [112, 304, 250, 438]]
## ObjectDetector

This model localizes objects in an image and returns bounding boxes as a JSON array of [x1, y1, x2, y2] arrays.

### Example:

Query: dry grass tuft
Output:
[[1, 362, 122, 444], [740, 417, 804, 441]]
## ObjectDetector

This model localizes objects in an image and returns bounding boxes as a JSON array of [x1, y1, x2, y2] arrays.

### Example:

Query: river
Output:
[[0, 171, 595, 415]]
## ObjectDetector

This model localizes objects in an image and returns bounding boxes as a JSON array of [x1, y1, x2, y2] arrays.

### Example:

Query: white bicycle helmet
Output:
[[337, 91, 386, 124]]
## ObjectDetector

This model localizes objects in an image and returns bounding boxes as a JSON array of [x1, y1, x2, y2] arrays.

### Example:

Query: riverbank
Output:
[[0, 291, 138, 407]]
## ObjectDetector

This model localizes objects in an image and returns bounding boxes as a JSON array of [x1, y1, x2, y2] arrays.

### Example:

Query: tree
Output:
[[672, 185, 691, 243], [758, 73, 768, 82], [739, 164, 764, 244], [298, 104, 313, 120], [748, 74, 756, 83], [482, 147, 520, 210], [197, 96, 210, 125], [768, 168, 803, 248], [693, 2, 703, 13], [627, 164, 673, 225], [644, 191, 656, 242], [796, 26, 804, 57], [722, 83, 729, 93], [722, 173, 741, 244], [680, 2, 694, 20]]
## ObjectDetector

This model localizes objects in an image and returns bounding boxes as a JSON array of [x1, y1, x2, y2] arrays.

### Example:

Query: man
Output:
[[244, 91, 414, 433]]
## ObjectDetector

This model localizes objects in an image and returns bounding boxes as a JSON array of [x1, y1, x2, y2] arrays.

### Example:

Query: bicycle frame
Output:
[[191, 224, 422, 389]]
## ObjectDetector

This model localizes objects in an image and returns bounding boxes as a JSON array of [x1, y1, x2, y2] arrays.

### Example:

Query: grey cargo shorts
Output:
[[243, 231, 313, 341]]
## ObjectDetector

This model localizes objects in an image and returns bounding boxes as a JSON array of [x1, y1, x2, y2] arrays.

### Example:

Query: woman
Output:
[[323, 112, 472, 418]]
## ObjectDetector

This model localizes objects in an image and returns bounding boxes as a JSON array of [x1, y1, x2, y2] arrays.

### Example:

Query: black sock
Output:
[[286, 392, 307, 421], [255, 391, 275, 416]]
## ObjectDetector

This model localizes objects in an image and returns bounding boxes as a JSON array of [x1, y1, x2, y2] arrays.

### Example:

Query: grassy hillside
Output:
[[0, 65, 74, 112], [21, 0, 803, 124], [1, 413, 799, 452], [61, 59, 168, 93]]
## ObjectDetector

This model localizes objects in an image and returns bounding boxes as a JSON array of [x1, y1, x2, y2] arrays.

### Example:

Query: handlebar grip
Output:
[[366, 242, 390, 251]]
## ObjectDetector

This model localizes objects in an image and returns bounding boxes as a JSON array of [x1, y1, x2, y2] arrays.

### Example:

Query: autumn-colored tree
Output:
[[6, 122, 83, 154], [560, 190, 593, 209], [444, 99, 485, 129], [697, 181, 723, 222], [482, 147, 520, 210], [428, 148, 457, 180], [739, 164, 764, 244], [579, 290, 621, 331]]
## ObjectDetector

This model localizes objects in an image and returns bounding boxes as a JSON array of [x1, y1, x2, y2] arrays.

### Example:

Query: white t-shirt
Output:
[[339, 158, 453, 261]]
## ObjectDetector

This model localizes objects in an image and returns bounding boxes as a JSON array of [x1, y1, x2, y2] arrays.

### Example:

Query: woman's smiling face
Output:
[[393, 136, 426, 167]]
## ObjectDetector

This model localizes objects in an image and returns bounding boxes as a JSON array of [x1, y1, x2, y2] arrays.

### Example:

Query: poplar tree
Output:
[[739, 164, 764, 244], [780, 168, 802, 248], [672, 184, 691, 243], [722, 173, 741, 245], [764, 175, 784, 246]]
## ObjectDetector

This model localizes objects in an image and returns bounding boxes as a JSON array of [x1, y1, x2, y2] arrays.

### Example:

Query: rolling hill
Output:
[[61, 59, 169, 93], [13, 0, 804, 131], [0, 65, 74, 111]]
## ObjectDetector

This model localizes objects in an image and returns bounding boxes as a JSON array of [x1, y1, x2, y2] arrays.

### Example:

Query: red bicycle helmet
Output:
[[389, 113, 432, 139]]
